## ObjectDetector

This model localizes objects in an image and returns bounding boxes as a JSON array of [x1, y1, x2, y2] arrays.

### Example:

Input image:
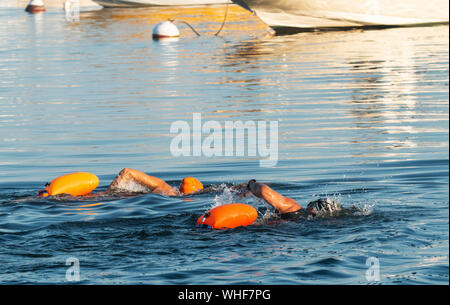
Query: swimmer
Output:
[[39, 168, 249, 198], [107, 168, 204, 196], [246, 179, 342, 219]]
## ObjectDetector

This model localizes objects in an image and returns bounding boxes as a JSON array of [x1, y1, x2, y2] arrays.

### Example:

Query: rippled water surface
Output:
[[0, 2, 448, 284]]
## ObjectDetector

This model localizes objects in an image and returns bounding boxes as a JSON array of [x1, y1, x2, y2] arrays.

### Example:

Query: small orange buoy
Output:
[[38, 172, 99, 197], [25, 0, 46, 14], [179, 177, 203, 195], [197, 203, 258, 229]]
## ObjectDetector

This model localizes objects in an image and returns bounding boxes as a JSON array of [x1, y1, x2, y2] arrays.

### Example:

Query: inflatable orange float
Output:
[[197, 203, 258, 229], [38, 172, 99, 197]]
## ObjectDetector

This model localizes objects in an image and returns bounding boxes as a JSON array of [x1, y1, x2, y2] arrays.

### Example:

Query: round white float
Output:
[[152, 20, 180, 39], [25, 0, 46, 13]]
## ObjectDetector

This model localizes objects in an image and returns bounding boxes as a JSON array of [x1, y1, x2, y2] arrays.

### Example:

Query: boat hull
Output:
[[233, 0, 449, 30], [93, 0, 230, 7]]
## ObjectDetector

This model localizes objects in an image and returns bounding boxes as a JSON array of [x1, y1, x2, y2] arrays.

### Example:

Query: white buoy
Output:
[[25, 0, 46, 13], [152, 20, 180, 39]]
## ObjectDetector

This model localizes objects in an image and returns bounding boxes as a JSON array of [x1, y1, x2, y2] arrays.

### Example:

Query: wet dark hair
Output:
[[307, 198, 342, 216]]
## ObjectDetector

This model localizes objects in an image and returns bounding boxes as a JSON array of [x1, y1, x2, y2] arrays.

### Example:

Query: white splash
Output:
[[211, 184, 237, 209], [350, 203, 374, 216], [111, 179, 152, 193]]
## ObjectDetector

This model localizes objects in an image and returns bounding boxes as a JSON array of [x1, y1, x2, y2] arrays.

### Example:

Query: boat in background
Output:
[[232, 0, 449, 31], [93, 0, 230, 7]]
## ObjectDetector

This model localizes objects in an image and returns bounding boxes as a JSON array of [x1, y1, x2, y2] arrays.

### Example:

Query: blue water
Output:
[[0, 4, 448, 284]]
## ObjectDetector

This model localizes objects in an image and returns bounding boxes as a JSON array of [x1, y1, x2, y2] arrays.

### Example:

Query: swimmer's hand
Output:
[[230, 182, 251, 197], [246, 179, 261, 197]]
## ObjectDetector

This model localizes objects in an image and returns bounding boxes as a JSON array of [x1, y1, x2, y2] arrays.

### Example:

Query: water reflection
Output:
[[218, 26, 448, 161], [62, 201, 104, 216], [155, 38, 181, 88], [79, 5, 268, 39], [0, 4, 447, 176], [29, 7, 45, 35]]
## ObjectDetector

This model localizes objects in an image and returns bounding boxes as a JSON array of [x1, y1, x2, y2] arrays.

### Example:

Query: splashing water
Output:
[[211, 184, 247, 209]]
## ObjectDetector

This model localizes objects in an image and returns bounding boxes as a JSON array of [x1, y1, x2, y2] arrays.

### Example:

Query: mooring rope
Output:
[[168, 3, 230, 37]]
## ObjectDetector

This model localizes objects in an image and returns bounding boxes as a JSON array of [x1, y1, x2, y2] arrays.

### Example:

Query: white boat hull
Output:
[[93, 0, 230, 7], [233, 0, 449, 29]]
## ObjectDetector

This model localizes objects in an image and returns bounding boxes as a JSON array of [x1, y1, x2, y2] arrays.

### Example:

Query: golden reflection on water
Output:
[[80, 4, 270, 39], [62, 201, 104, 216]]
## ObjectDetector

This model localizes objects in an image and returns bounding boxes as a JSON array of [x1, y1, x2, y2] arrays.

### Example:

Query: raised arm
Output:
[[108, 168, 179, 196], [247, 179, 301, 214]]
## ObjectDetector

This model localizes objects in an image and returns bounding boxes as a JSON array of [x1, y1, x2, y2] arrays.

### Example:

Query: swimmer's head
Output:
[[306, 198, 342, 216], [179, 177, 203, 195], [38, 182, 50, 197]]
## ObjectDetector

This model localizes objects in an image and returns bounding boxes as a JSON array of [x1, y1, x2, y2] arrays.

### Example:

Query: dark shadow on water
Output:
[[273, 22, 450, 36]]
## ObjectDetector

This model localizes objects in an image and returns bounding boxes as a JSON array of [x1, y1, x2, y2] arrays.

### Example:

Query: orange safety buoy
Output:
[[197, 203, 258, 229], [38, 172, 99, 197], [179, 177, 203, 195]]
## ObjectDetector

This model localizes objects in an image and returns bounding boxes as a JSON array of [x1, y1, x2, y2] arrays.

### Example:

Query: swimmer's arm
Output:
[[108, 168, 178, 196], [248, 180, 301, 214]]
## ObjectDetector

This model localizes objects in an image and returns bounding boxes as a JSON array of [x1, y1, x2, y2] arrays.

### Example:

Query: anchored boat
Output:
[[232, 0, 449, 31], [93, 0, 230, 7]]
